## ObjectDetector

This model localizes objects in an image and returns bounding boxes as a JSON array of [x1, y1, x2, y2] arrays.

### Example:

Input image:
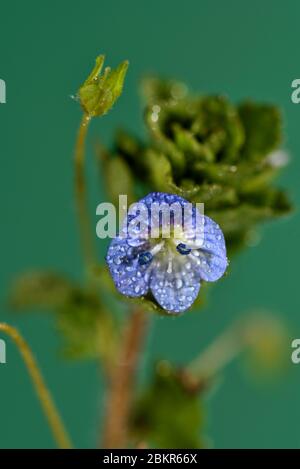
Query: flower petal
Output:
[[191, 215, 228, 282], [140, 192, 189, 208], [150, 259, 201, 313], [120, 201, 151, 247], [106, 237, 151, 297]]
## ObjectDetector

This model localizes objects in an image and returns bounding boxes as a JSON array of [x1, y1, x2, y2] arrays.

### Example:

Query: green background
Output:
[[0, 0, 299, 448]]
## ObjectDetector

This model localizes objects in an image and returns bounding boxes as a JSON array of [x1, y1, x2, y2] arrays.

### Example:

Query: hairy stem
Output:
[[102, 308, 148, 448], [0, 323, 73, 449], [74, 113, 96, 271], [74, 114, 119, 380]]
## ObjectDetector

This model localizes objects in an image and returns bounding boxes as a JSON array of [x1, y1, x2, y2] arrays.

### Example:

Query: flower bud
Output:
[[79, 55, 129, 117]]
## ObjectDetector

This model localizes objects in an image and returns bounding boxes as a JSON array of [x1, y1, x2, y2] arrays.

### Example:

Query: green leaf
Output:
[[192, 161, 277, 192], [172, 123, 215, 163], [144, 103, 187, 174], [145, 149, 173, 191], [56, 289, 118, 361], [141, 77, 188, 104], [9, 270, 119, 361], [191, 183, 238, 209], [208, 191, 292, 253], [9, 271, 73, 310], [131, 361, 205, 448], [145, 149, 200, 198], [239, 102, 282, 160], [195, 96, 245, 163], [102, 155, 135, 207], [79, 55, 129, 117], [102, 78, 291, 261]]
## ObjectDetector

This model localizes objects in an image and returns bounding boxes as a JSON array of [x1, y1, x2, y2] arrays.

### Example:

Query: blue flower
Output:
[[106, 192, 228, 314]]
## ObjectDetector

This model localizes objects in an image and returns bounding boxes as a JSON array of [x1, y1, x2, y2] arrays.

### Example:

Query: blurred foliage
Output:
[[242, 313, 290, 377], [10, 271, 73, 310], [103, 77, 291, 253], [131, 361, 206, 449], [10, 271, 118, 361], [130, 312, 289, 448]]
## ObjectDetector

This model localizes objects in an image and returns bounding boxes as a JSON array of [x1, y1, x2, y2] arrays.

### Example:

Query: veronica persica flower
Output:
[[106, 192, 228, 314]]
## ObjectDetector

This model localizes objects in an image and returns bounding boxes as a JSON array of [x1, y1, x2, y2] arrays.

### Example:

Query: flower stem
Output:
[[102, 307, 149, 448], [187, 314, 274, 380], [74, 113, 97, 272], [0, 323, 73, 449], [187, 323, 244, 379]]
